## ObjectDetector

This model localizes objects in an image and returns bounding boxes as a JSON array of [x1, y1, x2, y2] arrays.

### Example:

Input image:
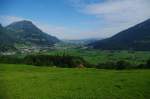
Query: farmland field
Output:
[[46, 49, 150, 65], [0, 64, 150, 99]]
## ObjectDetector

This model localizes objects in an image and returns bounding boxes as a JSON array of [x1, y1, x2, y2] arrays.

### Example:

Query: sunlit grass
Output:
[[0, 64, 150, 99]]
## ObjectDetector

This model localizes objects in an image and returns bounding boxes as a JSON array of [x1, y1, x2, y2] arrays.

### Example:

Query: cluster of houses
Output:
[[0, 46, 55, 55], [18, 46, 54, 54]]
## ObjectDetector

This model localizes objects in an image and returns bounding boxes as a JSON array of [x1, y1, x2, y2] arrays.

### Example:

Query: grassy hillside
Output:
[[0, 64, 150, 99]]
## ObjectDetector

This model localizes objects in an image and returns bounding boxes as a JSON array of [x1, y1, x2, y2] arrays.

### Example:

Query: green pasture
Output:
[[0, 64, 150, 99]]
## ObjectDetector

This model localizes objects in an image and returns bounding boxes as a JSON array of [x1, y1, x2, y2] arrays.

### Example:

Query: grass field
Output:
[[45, 49, 150, 65], [0, 64, 150, 99], [12, 49, 150, 66]]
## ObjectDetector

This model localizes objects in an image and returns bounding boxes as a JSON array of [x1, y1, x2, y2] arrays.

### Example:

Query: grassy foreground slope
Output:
[[0, 64, 150, 99]]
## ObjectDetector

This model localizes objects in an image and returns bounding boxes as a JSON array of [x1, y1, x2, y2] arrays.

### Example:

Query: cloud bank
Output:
[[84, 0, 150, 24], [70, 0, 150, 37], [0, 16, 24, 26]]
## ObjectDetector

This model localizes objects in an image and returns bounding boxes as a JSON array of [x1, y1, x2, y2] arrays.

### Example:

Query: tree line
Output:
[[0, 54, 150, 70]]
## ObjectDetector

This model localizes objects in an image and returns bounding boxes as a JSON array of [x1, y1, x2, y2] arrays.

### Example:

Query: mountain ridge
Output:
[[0, 24, 16, 52], [89, 18, 150, 51], [0, 20, 60, 52], [5, 20, 60, 46]]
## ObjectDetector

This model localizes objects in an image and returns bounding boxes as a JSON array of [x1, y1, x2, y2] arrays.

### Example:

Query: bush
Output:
[[137, 59, 150, 69], [115, 60, 130, 70], [24, 55, 88, 68], [145, 59, 150, 69], [0, 55, 23, 64], [96, 60, 131, 70], [137, 63, 145, 69], [96, 61, 116, 69], [1, 54, 150, 69]]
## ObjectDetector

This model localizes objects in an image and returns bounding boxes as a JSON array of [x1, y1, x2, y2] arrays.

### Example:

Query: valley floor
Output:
[[0, 64, 150, 99]]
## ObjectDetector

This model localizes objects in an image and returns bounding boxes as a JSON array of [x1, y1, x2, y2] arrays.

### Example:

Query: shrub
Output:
[[145, 59, 150, 69], [24, 55, 88, 68], [96, 61, 116, 69], [137, 63, 145, 69], [115, 60, 130, 70], [0, 55, 23, 64]]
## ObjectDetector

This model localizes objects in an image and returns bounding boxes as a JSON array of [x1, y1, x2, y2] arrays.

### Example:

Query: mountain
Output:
[[0, 24, 16, 52], [5, 20, 59, 46], [62, 38, 100, 45], [89, 19, 150, 51]]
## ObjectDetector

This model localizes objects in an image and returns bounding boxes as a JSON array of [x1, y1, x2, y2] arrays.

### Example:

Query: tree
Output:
[[146, 59, 150, 69], [115, 60, 129, 70]]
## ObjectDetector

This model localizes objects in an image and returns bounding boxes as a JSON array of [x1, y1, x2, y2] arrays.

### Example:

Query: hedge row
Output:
[[0, 55, 150, 69]]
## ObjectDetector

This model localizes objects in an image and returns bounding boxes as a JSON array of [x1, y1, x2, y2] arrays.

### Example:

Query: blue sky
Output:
[[0, 0, 150, 39]]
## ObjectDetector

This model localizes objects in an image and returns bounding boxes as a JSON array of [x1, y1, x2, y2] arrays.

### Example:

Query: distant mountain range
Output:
[[62, 38, 101, 45], [89, 19, 150, 51], [1, 18, 150, 52], [0, 20, 59, 52]]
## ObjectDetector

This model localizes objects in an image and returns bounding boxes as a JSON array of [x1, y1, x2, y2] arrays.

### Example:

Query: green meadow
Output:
[[0, 64, 150, 99], [46, 49, 150, 65]]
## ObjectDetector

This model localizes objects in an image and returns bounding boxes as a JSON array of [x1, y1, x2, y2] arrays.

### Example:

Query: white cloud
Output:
[[84, 0, 150, 23], [70, 0, 150, 38], [0, 15, 24, 26]]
